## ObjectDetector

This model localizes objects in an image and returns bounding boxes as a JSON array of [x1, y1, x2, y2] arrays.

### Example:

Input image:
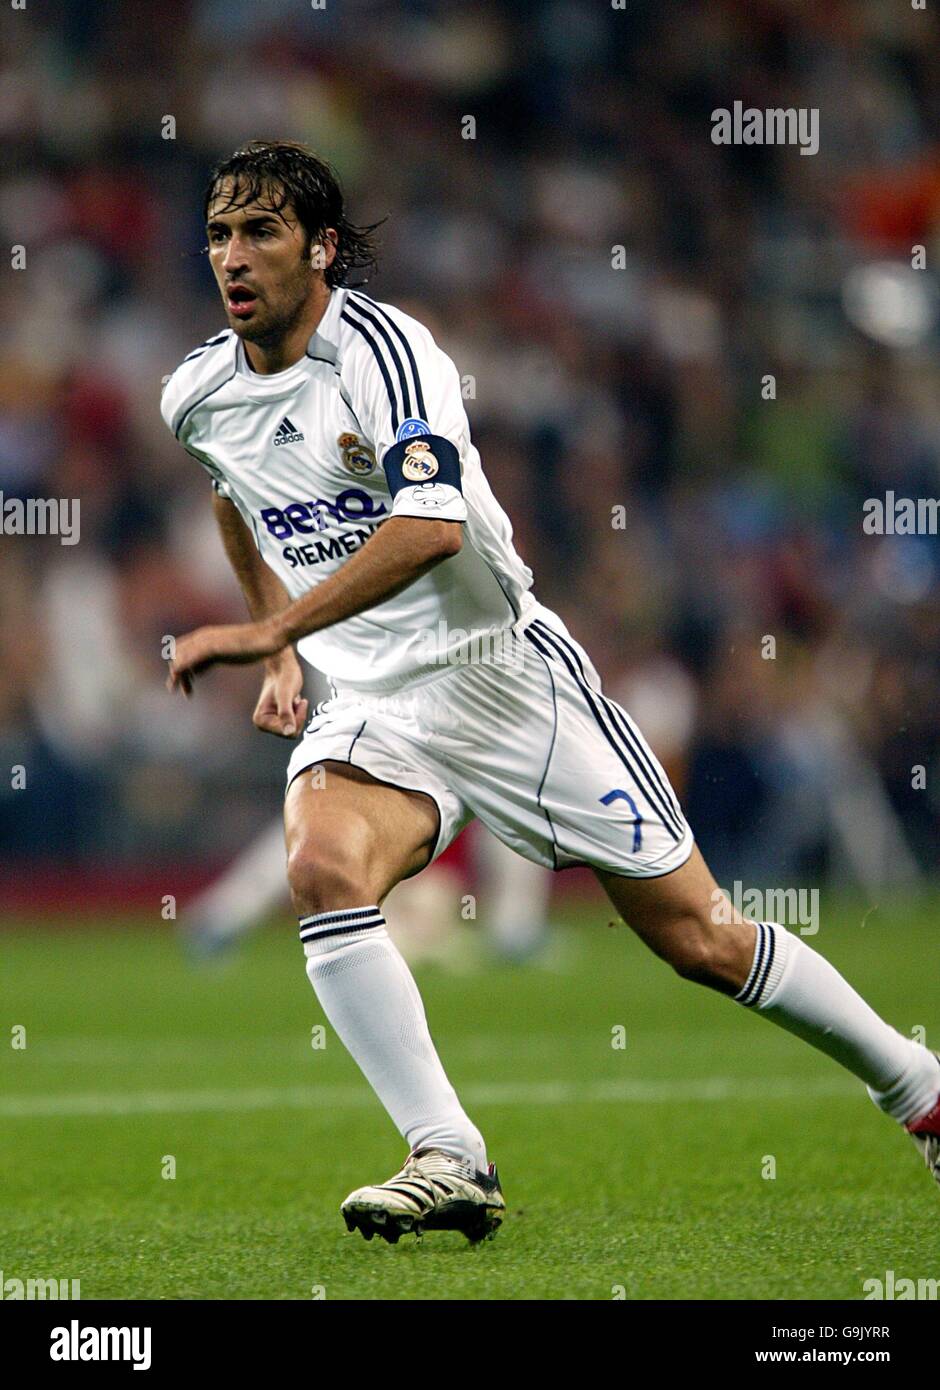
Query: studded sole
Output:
[[342, 1199, 503, 1246]]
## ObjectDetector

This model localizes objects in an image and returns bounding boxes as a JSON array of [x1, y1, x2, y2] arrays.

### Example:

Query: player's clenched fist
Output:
[[252, 649, 308, 738]]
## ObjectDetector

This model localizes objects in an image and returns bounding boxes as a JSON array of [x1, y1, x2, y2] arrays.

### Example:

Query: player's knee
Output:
[[286, 819, 376, 915]]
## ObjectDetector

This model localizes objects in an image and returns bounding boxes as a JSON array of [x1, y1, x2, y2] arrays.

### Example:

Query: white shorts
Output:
[[285, 605, 694, 878]]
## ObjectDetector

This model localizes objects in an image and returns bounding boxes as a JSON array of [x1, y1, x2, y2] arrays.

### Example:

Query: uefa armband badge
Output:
[[337, 432, 377, 476], [410, 483, 451, 508], [396, 416, 431, 441], [401, 439, 439, 482]]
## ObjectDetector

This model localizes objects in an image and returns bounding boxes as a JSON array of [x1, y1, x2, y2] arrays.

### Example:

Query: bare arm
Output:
[[205, 493, 308, 736], [269, 515, 461, 646], [168, 513, 462, 693], [212, 490, 292, 622]]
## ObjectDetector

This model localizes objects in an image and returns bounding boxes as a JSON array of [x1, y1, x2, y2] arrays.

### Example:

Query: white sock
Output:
[[300, 906, 487, 1170], [736, 922, 940, 1126]]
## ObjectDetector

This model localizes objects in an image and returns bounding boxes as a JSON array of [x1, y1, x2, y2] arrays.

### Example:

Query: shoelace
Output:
[[406, 1150, 474, 1179], [385, 1152, 472, 1200]]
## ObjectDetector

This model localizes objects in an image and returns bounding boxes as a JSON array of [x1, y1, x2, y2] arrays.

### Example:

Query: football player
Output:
[[163, 141, 940, 1245]]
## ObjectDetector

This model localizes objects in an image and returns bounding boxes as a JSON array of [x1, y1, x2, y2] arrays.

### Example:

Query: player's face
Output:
[[206, 183, 323, 342]]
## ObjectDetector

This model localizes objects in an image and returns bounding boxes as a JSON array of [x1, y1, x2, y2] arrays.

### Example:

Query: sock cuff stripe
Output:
[[736, 922, 790, 1008], [298, 906, 381, 927], [736, 922, 768, 1006], [756, 923, 789, 1004], [299, 917, 385, 945], [751, 922, 777, 1004]]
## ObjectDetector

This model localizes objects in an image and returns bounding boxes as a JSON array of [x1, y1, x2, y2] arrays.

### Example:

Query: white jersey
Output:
[[161, 288, 535, 691]]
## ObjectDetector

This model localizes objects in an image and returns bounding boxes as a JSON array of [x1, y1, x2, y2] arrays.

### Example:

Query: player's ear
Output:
[[314, 228, 338, 270]]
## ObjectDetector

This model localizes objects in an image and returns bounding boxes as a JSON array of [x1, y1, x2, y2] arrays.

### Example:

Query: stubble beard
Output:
[[230, 261, 316, 352]]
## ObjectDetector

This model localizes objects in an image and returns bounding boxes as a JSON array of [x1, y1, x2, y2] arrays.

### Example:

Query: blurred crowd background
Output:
[[2, 0, 939, 893]]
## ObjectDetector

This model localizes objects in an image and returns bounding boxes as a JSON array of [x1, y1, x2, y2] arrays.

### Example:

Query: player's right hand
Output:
[[253, 649, 308, 738]]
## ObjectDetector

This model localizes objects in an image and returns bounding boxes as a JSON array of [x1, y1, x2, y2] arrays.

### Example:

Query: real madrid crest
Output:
[[337, 431, 377, 476], [401, 439, 439, 482]]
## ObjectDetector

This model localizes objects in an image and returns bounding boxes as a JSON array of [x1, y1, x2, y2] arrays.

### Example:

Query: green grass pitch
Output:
[[1, 893, 936, 1300]]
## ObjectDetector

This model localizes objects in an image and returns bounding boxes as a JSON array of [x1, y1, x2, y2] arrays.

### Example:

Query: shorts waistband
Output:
[[331, 658, 466, 698], [329, 610, 543, 699]]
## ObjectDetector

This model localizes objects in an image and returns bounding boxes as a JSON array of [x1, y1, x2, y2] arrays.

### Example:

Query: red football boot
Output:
[[906, 1068, 940, 1190]]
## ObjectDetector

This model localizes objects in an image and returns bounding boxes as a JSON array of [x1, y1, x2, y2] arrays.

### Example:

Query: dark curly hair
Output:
[[202, 139, 380, 288]]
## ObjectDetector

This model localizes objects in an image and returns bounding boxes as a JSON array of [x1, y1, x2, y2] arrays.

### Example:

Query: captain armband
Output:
[[381, 434, 466, 521]]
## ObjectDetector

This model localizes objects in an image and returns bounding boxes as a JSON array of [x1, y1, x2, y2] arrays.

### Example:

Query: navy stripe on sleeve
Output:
[[342, 302, 414, 430], [348, 292, 428, 421], [340, 311, 401, 432]]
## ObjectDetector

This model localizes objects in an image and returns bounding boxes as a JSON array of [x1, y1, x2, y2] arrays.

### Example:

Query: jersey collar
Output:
[[305, 287, 347, 367]]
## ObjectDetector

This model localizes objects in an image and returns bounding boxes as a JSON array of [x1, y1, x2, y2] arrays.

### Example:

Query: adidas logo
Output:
[[273, 416, 304, 447]]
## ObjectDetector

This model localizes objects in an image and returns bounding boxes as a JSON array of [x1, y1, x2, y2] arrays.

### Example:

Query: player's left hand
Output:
[[167, 620, 283, 695]]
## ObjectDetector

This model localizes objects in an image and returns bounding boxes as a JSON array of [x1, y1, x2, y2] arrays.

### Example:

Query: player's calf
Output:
[[597, 848, 756, 996], [658, 911, 756, 995]]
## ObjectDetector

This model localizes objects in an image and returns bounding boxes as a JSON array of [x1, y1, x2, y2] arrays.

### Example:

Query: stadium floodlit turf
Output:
[[1, 895, 937, 1300]]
